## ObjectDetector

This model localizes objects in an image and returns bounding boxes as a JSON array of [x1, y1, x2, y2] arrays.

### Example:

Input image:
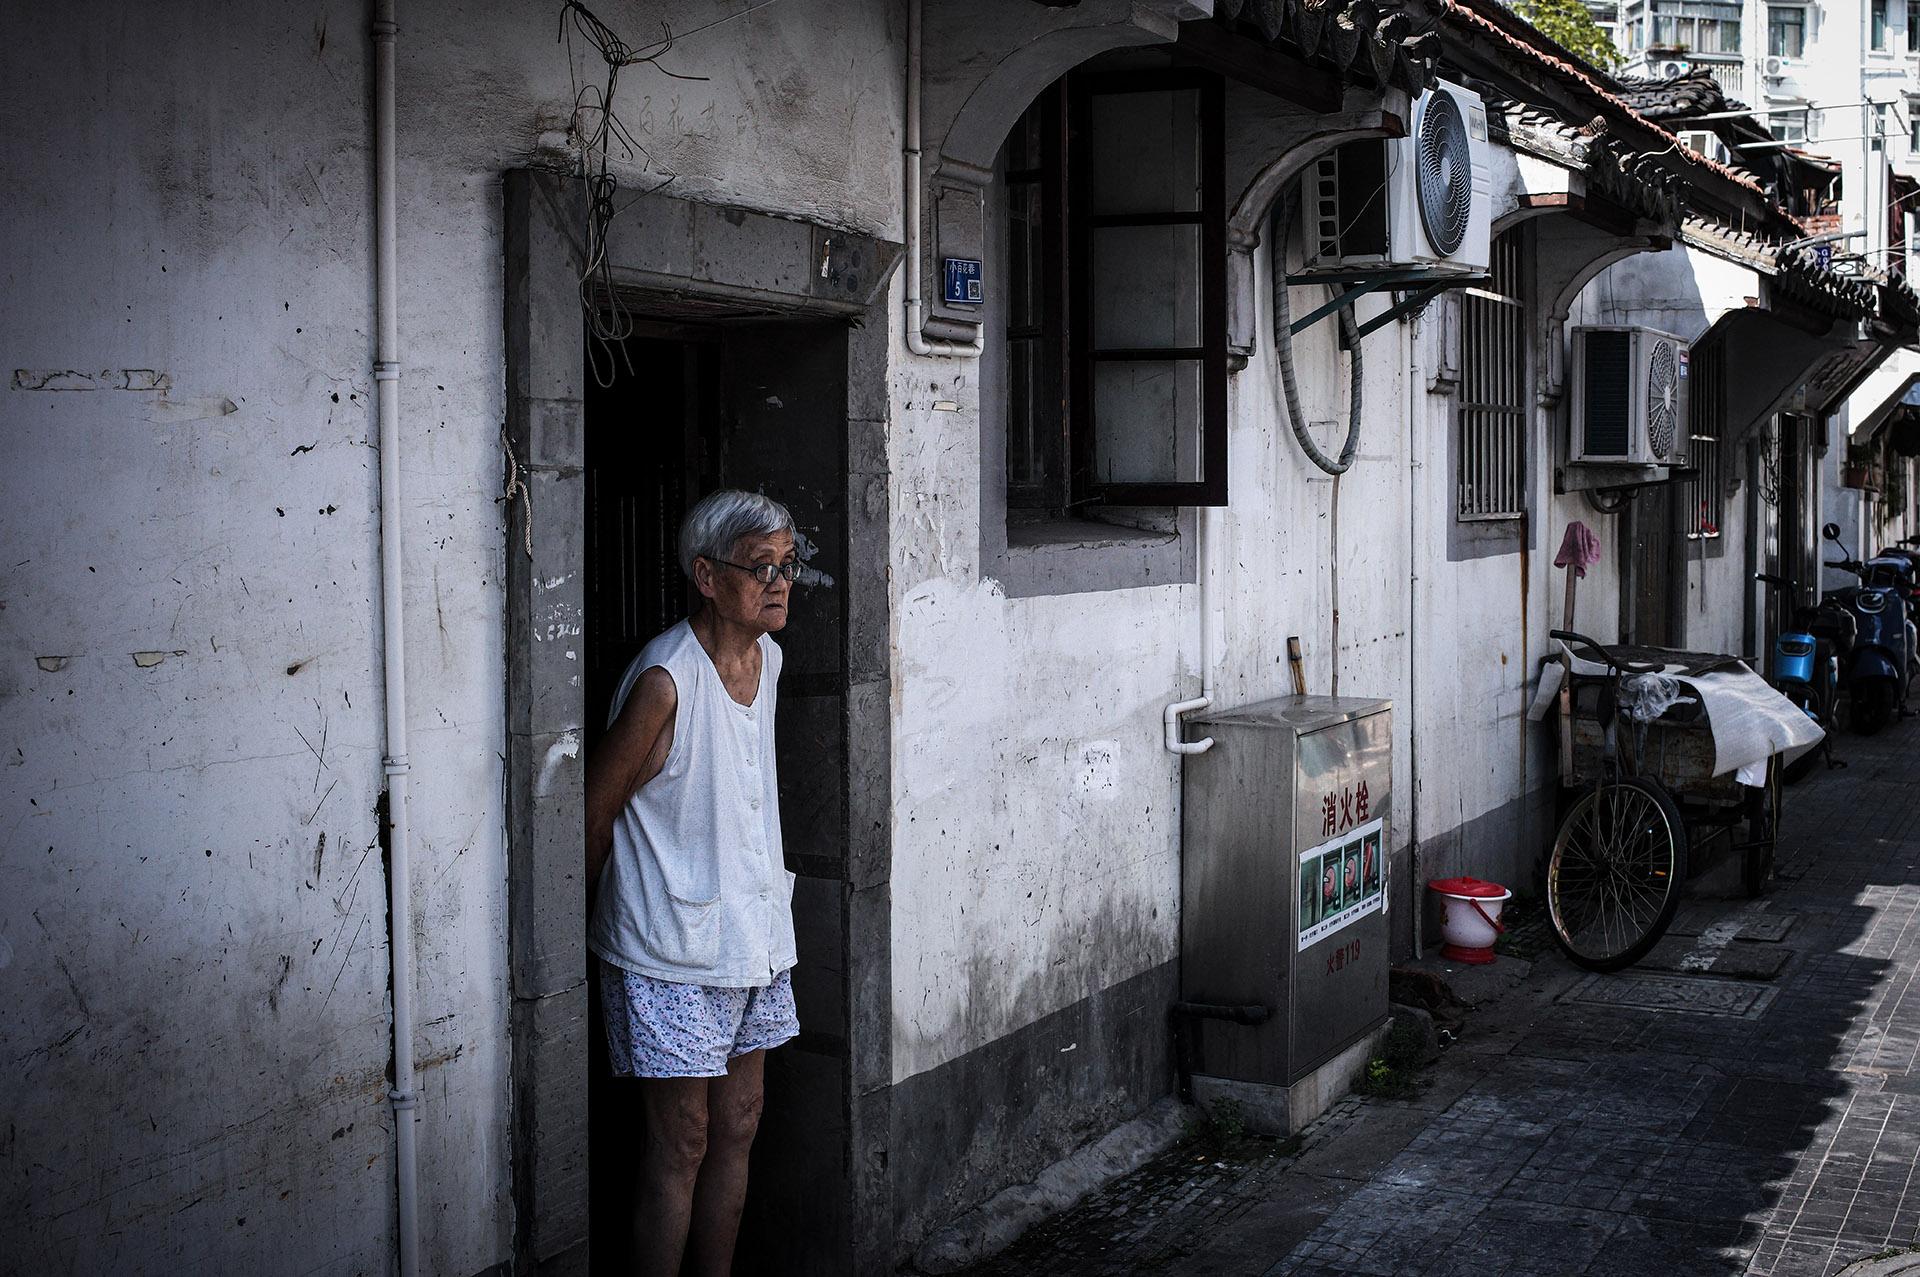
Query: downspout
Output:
[[1164, 505, 1215, 754], [371, 5, 421, 1275], [905, 0, 983, 359], [1405, 307, 1422, 951]]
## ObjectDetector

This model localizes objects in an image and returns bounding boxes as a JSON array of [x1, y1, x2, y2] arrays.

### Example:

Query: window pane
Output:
[[1091, 360, 1203, 484], [1008, 339, 1040, 486], [1009, 181, 1041, 330], [1091, 225, 1202, 350], [1910, 0, 1918, 49], [1875, 0, 1888, 47], [1089, 90, 1200, 215], [1768, 7, 1803, 56]]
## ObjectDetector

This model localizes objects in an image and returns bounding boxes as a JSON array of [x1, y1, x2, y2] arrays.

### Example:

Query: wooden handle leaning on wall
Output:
[[1287, 636, 1306, 697]]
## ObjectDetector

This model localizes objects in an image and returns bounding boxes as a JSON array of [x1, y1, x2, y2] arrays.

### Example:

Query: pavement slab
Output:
[[947, 714, 1920, 1277]]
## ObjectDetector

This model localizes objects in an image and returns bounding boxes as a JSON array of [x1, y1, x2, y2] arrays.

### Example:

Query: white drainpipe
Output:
[[371, 4, 421, 1274], [1164, 505, 1216, 754], [905, 0, 983, 359]]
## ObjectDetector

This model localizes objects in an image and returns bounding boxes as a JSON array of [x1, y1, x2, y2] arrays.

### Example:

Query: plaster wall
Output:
[[1831, 348, 1920, 578], [0, 1, 898, 1271]]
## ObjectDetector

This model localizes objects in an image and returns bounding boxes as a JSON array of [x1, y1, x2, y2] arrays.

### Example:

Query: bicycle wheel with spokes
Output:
[[1547, 777, 1688, 971]]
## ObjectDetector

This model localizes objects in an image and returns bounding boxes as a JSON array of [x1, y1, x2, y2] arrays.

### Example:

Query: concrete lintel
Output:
[[597, 190, 902, 315]]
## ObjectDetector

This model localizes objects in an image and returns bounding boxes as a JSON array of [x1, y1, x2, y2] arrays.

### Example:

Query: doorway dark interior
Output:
[[1777, 413, 1808, 635], [581, 316, 856, 1273], [583, 332, 713, 1272]]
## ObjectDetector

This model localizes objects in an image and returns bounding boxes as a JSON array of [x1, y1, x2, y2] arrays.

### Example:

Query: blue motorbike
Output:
[[1822, 522, 1916, 735], [1754, 570, 1850, 782]]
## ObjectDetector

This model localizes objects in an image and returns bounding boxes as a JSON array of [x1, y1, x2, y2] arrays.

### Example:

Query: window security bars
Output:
[[1457, 230, 1527, 521], [1651, 1, 1743, 52], [1685, 341, 1725, 539]]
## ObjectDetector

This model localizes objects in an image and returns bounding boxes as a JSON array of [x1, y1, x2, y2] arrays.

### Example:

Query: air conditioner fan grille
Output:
[[1416, 90, 1473, 256]]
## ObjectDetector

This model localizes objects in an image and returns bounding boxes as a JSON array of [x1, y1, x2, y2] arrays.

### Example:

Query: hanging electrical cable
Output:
[[1270, 188, 1366, 475], [557, 2, 704, 386]]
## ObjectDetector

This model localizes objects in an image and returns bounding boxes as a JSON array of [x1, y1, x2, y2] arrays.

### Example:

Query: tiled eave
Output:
[[1211, 0, 1442, 95], [1442, 0, 1781, 217], [1682, 217, 1879, 318], [1491, 99, 1683, 227]]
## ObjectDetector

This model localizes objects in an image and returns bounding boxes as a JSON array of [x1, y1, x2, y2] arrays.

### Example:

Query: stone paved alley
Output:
[[957, 715, 1920, 1277]]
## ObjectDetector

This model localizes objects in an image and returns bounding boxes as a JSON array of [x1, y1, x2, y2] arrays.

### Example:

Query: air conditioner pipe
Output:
[[904, 0, 983, 359], [371, 4, 422, 1275], [1270, 190, 1365, 475]]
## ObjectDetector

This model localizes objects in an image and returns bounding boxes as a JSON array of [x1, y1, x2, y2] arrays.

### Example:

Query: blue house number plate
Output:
[[943, 257, 984, 305]]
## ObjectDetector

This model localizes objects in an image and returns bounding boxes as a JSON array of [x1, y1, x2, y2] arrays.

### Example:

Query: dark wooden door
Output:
[[1624, 484, 1676, 646]]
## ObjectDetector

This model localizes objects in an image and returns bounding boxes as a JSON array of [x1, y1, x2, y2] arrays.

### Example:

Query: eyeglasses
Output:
[[707, 556, 802, 585]]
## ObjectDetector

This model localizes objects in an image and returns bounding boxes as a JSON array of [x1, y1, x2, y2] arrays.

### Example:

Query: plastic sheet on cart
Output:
[[1552, 648, 1823, 785]]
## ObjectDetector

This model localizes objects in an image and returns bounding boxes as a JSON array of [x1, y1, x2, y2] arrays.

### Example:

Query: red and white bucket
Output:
[[1427, 877, 1512, 965]]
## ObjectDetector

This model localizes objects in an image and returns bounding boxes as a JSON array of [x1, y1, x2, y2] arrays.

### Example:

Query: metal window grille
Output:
[[1457, 230, 1526, 520], [1685, 341, 1724, 538]]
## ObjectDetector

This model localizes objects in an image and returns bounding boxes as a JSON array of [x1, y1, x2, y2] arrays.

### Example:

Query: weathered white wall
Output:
[[1, 1, 898, 1270], [5, 0, 1847, 1262]]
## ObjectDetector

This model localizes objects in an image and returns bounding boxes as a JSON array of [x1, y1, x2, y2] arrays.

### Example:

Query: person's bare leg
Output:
[[684, 1049, 766, 1277], [634, 1076, 711, 1277]]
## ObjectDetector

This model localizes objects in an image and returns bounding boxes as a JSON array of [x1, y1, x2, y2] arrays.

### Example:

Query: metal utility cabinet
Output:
[[1180, 695, 1392, 1133]]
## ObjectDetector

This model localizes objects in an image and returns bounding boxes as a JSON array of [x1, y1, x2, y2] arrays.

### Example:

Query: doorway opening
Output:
[[579, 314, 857, 1272], [583, 329, 718, 1272]]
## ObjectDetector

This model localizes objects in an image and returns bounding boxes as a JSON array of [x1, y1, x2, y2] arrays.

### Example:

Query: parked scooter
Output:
[[1822, 522, 1915, 734], [1872, 536, 1920, 681], [1754, 570, 1850, 781]]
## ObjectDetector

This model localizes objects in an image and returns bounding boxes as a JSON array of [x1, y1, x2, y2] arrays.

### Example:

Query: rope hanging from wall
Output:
[[501, 424, 534, 559]]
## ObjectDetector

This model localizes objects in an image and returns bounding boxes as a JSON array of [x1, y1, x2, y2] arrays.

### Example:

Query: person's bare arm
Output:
[[585, 667, 676, 891]]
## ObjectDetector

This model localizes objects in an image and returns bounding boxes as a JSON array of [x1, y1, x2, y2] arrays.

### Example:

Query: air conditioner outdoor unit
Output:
[[1289, 80, 1492, 278], [1679, 129, 1731, 164], [1654, 58, 1690, 78], [1569, 325, 1691, 466], [1764, 55, 1795, 77]]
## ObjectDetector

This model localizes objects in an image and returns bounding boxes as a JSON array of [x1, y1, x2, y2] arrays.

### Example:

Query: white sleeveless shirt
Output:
[[587, 619, 796, 987]]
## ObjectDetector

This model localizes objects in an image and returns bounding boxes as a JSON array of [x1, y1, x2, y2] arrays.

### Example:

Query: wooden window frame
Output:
[[1003, 69, 1229, 514], [1004, 83, 1071, 512], [1066, 69, 1228, 510]]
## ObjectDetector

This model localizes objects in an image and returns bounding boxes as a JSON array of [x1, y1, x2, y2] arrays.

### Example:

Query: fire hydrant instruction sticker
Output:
[[1298, 817, 1386, 950]]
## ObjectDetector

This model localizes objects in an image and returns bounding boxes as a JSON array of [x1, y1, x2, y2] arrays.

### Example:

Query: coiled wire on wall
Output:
[[1270, 187, 1364, 475]]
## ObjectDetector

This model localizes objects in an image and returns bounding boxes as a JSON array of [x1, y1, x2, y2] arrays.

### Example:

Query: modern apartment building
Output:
[[1612, 0, 1920, 271]]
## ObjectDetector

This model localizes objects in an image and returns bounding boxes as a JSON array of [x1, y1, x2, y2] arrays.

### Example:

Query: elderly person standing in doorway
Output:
[[585, 488, 802, 1277]]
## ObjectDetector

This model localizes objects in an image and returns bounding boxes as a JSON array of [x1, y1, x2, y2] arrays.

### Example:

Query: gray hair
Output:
[[678, 488, 796, 579]]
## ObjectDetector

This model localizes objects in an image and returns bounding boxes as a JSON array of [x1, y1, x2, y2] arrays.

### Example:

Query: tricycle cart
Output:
[[1544, 631, 1782, 971]]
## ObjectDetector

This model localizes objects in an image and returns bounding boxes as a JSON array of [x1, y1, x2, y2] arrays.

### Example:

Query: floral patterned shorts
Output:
[[598, 961, 799, 1078]]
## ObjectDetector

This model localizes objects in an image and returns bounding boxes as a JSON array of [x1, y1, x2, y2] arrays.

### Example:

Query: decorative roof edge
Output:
[[1213, 0, 1441, 96]]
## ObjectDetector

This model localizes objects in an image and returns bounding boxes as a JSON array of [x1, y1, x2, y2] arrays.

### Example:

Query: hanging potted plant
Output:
[[1841, 444, 1881, 491]]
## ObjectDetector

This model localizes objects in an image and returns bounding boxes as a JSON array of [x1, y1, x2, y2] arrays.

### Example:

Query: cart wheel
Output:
[[1742, 759, 1781, 898], [1547, 777, 1688, 972]]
